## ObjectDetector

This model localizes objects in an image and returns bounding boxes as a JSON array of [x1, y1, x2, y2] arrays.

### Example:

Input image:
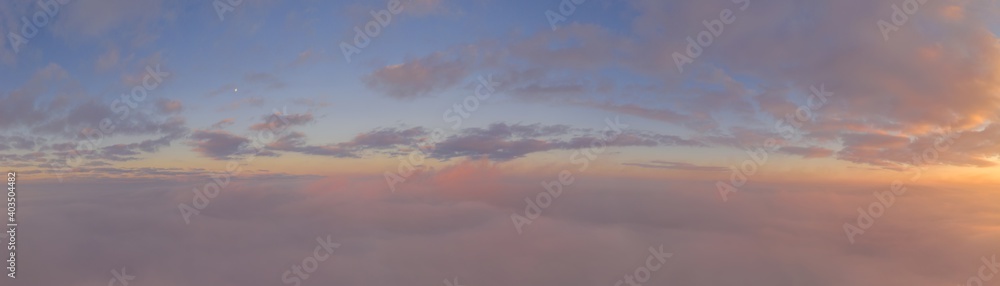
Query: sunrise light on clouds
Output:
[[2, 0, 1000, 285]]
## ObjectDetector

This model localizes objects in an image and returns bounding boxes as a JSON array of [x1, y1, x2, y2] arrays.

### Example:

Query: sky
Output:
[[2, 0, 1000, 285]]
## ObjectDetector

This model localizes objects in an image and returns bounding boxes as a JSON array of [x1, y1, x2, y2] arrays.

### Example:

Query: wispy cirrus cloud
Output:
[[623, 160, 727, 172], [253, 122, 706, 161], [364, 52, 473, 99], [188, 129, 251, 160]]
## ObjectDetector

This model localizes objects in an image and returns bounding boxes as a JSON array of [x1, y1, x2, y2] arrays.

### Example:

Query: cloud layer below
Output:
[[14, 160, 1000, 286]]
